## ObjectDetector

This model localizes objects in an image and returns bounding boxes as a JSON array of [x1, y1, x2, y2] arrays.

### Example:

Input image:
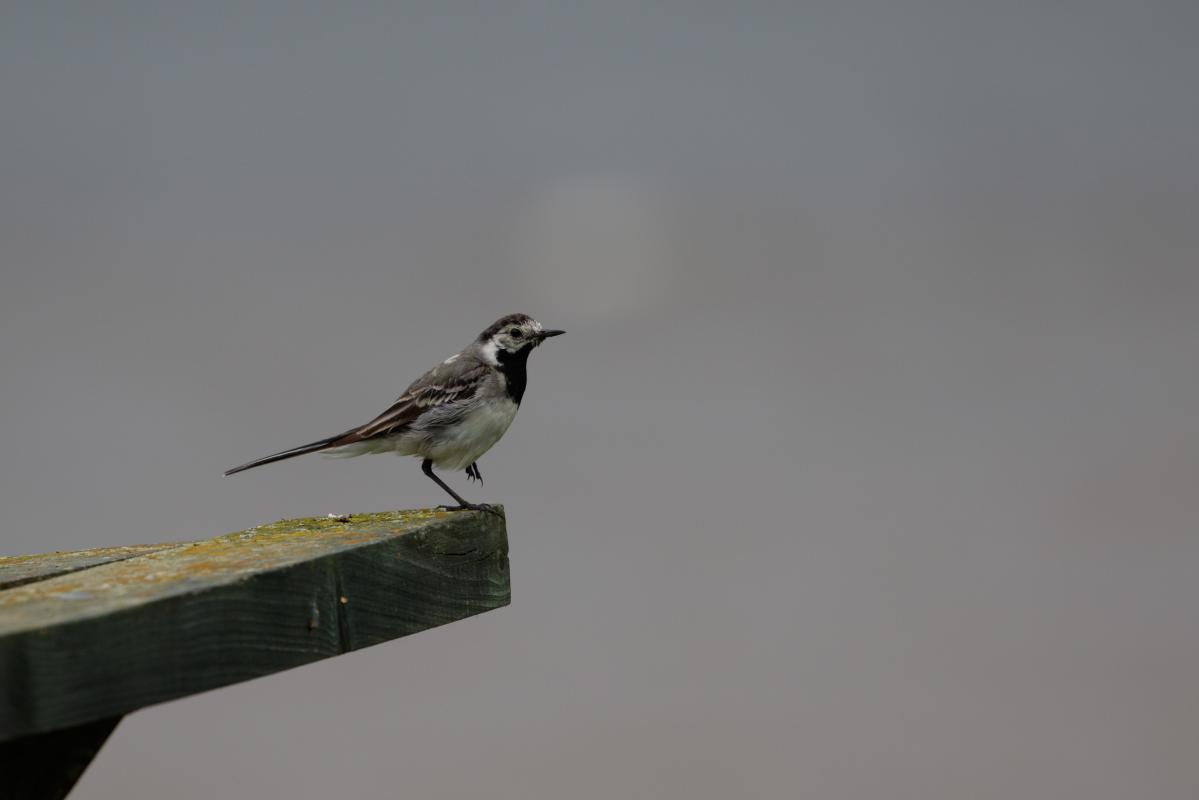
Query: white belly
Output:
[[421, 398, 519, 470]]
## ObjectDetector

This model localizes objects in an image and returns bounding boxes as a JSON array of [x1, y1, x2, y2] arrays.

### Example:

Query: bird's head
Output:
[[477, 313, 564, 363]]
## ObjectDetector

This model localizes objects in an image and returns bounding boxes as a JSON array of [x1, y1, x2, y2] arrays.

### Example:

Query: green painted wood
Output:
[[0, 715, 121, 800], [0, 508, 509, 743]]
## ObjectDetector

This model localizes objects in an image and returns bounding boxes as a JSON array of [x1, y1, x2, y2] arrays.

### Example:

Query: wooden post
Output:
[[0, 508, 510, 799], [0, 716, 122, 800]]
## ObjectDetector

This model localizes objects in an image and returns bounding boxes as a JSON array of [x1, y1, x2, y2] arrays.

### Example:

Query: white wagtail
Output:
[[224, 314, 564, 512]]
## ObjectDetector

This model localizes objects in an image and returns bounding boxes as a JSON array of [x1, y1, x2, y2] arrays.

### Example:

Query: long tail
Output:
[[223, 431, 355, 476]]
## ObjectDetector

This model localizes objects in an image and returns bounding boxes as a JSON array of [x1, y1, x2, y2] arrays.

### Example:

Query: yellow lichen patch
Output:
[[0, 507, 493, 635], [0, 542, 195, 591]]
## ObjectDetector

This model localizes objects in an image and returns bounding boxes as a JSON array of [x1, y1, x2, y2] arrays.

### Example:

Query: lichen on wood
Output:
[[0, 507, 509, 742]]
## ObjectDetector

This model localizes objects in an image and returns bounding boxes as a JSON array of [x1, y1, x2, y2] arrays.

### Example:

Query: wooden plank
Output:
[[0, 544, 189, 591], [0, 715, 121, 800], [0, 508, 509, 743]]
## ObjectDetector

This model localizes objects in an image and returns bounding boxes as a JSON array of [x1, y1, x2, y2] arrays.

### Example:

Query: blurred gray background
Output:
[[2, 2, 1197, 798]]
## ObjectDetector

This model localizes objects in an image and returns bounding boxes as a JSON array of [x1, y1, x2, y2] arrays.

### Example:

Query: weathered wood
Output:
[[0, 508, 509, 744], [0, 544, 189, 591], [0, 715, 121, 800]]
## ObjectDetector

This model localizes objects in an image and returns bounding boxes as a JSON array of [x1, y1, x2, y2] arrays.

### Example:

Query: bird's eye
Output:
[[508, 328, 522, 338]]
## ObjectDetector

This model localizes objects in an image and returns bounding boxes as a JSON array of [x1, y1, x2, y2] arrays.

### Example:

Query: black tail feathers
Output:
[[223, 433, 347, 476]]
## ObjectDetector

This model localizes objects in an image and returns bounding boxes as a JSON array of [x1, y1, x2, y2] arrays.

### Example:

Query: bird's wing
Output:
[[341, 358, 489, 442]]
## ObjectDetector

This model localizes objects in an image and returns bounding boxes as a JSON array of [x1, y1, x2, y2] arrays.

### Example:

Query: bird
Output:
[[224, 313, 564, 513]]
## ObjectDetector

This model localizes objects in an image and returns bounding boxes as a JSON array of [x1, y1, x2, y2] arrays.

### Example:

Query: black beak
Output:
[[538, 329, 565, 340]]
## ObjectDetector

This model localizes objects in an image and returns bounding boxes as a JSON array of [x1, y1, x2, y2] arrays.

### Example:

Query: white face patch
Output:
[[483, 317, 544, 358], [479, 338, 500, 365]]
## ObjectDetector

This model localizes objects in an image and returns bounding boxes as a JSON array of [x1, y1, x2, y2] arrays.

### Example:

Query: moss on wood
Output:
[[0, 507, 509, 742]]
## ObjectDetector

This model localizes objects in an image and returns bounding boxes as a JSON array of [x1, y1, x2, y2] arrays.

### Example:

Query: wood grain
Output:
[[0, 544, 189, 591], [0, 508, 509, 743]]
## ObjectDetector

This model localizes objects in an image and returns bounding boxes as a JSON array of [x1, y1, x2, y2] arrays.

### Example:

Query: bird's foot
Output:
[[437, 502, 502, 517]]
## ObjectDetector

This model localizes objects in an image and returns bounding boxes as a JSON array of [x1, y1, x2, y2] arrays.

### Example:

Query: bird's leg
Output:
[[422, 458, 499, 515], [422, 458, 472, 505]]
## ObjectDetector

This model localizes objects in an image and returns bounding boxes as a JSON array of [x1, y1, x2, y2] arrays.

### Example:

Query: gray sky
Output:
[[2, 3, 1197, 798]]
